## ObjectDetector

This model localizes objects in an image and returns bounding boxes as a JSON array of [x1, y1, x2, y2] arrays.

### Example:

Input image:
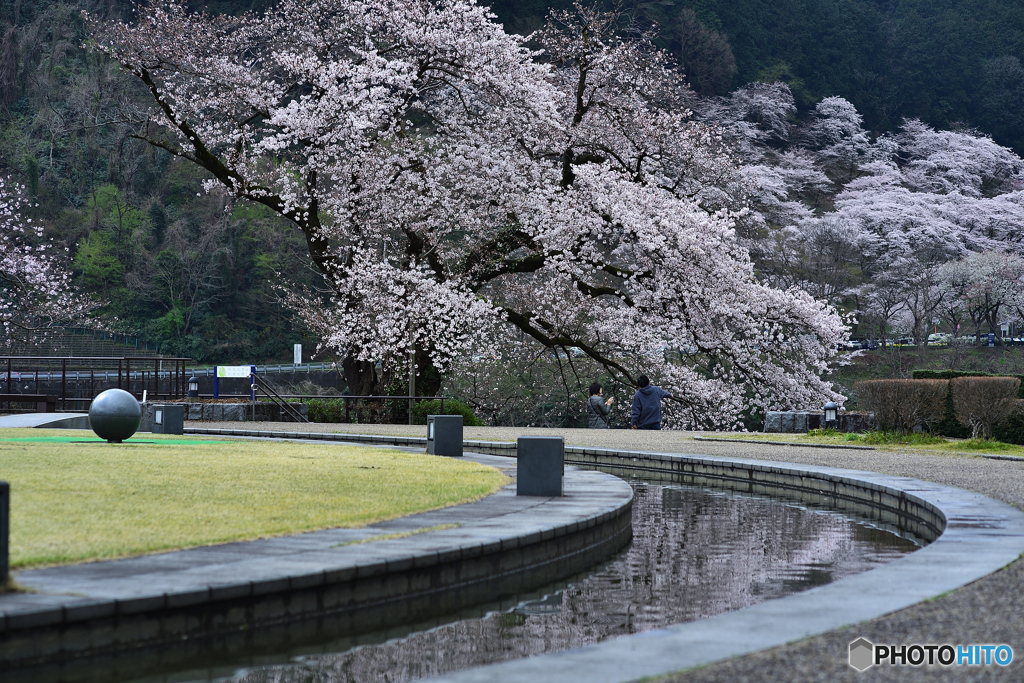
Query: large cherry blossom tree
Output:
[[1, 176, 91, 346], [90, 0, 847, 427]]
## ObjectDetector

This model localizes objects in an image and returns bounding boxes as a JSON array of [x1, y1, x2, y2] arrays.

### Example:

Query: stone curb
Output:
[[0, 451, 634, 671], [14, 426, 1023, 681]]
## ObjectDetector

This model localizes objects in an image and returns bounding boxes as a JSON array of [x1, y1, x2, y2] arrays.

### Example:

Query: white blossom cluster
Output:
[[0, 176, 91, 345], [89, 0, 848, 428]]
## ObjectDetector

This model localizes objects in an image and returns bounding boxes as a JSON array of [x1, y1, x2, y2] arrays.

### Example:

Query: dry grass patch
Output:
[[0, 429, 506, 568]]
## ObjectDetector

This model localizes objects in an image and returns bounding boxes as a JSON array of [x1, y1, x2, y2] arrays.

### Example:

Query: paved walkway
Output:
[[193, 423, 1024, 681], [0, 413, 88, 428]]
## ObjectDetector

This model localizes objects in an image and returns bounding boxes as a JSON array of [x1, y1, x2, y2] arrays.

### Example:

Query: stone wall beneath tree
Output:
[[763, 411, 874, 433], [141, 403, 308, 425]]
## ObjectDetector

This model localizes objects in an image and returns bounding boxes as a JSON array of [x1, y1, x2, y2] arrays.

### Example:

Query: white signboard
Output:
[[294, 344, 302, 365], [216, 365, 253, 378]]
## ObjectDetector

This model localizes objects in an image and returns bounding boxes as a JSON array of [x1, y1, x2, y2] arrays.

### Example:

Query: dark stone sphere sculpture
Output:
[[89, 389, 142, 443]]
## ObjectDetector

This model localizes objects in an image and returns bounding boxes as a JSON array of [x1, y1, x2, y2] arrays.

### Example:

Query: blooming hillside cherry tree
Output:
[[1, 176, 91, 345], [746, 104, 1024, 346], [939, 250, 1024, 341], [91, 0, 848, 427]]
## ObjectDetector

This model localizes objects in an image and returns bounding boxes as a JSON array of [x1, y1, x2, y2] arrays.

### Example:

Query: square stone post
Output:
[[427, 415, 463, 457], [517, 436, 564, 496]]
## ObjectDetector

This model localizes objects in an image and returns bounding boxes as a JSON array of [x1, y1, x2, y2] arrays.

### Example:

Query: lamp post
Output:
[[187, 376, 199, 399], [824, 401, 838, 430]]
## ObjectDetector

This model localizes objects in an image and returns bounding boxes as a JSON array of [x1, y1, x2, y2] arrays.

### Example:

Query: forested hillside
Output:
[[1, 0, 319, 362], [492, 0, 1024, 153], [1, 0, 1023, 369]]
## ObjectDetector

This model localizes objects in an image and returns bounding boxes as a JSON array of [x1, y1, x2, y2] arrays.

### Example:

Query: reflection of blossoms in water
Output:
[[231, 483, 918, 683]]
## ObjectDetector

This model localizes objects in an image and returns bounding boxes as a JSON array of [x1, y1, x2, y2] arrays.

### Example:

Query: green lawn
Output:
[[0, 429, 506, 569]]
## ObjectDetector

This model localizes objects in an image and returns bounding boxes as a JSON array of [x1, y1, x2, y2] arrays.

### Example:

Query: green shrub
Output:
[[307, 398, 347, 423], [410, 399, 483, 426], [806, 428, 842, 438], [859, 431, 947, 446], [993, 412, 1024, 445]]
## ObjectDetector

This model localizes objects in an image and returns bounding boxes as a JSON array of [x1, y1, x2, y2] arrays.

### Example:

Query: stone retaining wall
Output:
[[763, 411, 875, 433], [141, 402, 308, 424]]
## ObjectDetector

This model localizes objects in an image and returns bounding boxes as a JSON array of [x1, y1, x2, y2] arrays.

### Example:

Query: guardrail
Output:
[[1, 357, 192, 411]]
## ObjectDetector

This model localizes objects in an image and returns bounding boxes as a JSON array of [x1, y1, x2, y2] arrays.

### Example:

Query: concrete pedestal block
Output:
[[1, 481, 8, 581], [781, 412, 796, 433], [151, 404, 185, 435], [517, 436, 563, 496], [427, 415, 463, 457], [764, 412, 782, 433]]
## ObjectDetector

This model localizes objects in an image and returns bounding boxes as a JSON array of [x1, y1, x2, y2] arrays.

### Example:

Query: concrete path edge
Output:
[[186, 428, 1024, 683]]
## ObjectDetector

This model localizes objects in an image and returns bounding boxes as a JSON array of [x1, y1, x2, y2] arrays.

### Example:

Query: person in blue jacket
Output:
[[630, 375, 672, 430]]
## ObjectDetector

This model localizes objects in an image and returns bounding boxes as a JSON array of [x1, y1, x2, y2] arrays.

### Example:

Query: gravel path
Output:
[[194, 423, 1024, 680]]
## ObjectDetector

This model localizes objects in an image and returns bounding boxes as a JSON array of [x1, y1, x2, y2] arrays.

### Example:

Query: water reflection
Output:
[[157, 481, 918, 683]]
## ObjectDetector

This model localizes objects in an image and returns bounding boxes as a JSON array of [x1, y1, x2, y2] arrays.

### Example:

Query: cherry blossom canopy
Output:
[[89, 0, 847, 427]]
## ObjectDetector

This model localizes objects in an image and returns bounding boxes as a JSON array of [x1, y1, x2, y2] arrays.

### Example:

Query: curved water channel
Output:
[[120, 476, 922, 683]]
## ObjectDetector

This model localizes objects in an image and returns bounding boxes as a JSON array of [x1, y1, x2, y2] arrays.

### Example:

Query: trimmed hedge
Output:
[[853, 379, 948, 433], [307, 397, 483, 426], [912, 370, 1024, 398], [410, 398, 483, 426], [950, 376, 1021, 439], [993, 413, 1024, 445], [912, 371, 1024, 443]]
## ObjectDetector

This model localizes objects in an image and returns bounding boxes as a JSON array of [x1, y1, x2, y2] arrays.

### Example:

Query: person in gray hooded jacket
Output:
[[587, 382, 614, 428], [630, 375, 672, 430]]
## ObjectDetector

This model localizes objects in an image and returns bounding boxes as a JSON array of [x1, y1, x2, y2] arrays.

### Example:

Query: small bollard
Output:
[[151, 404, 185, 435], [1, 481, 9, 583], [427, 415, 463, 457], [517, 436, 563, 496]]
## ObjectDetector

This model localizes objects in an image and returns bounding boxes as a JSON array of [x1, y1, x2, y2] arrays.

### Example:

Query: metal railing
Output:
[[1, 356, 192, 411], [188, 362, 337, 376], [251, 375, 309, 423]]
